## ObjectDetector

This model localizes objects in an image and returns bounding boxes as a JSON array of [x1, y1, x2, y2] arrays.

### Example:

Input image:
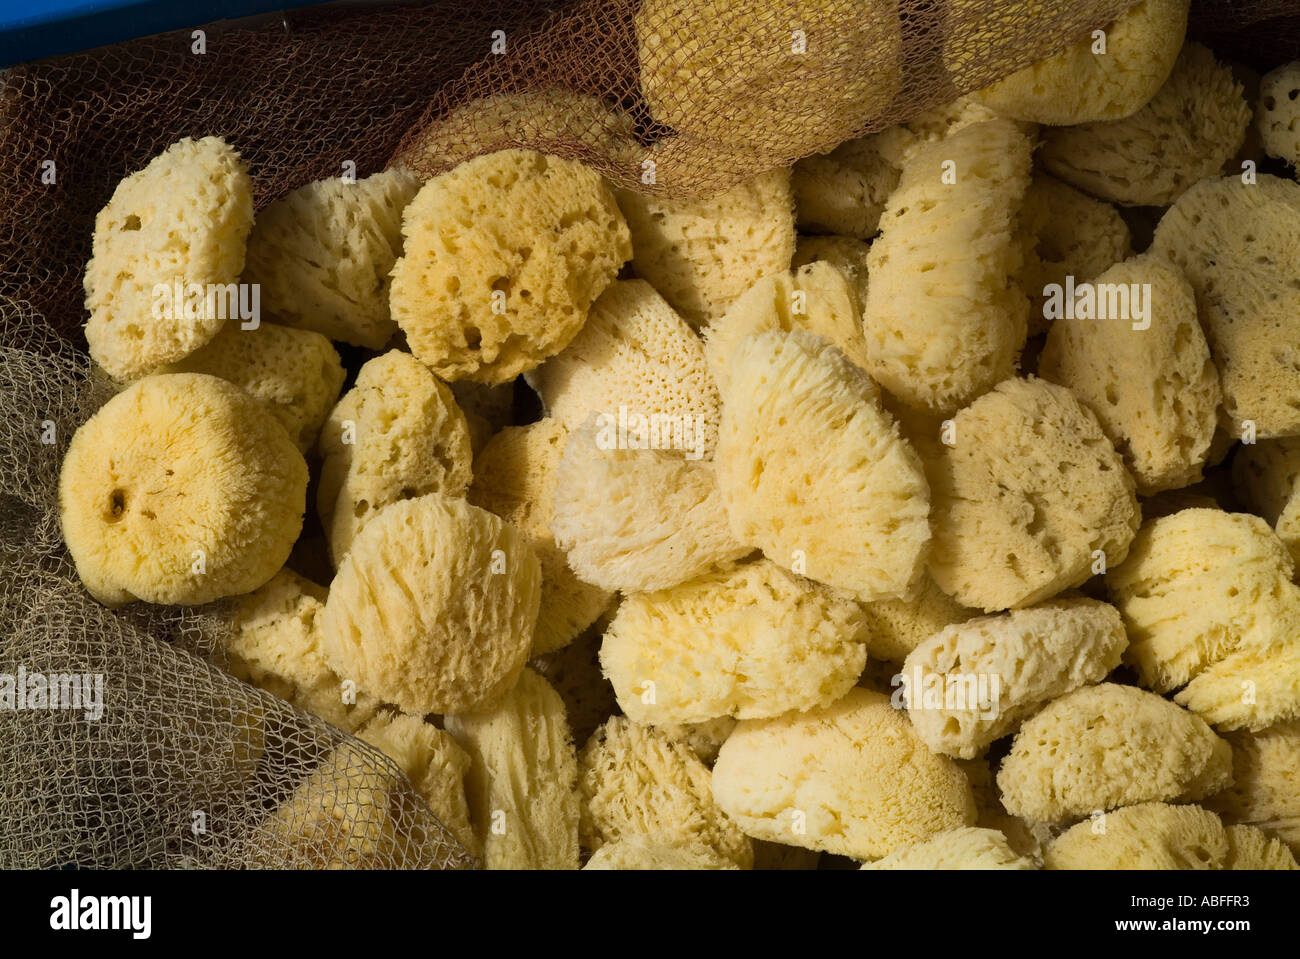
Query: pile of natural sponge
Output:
[[57, 2, 1300, 870]]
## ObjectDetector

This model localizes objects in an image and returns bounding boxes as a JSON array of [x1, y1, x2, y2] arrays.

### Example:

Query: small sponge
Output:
[[860, 827, 1036, 870], [1204, 719, 1300, 855], [1257, 61, 1300, 167], [791, 137, 899, 239], [1232, 438, 1300, 567]]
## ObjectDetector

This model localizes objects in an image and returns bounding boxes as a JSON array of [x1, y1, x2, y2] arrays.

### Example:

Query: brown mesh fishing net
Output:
[[1, 0, 1297, 870]]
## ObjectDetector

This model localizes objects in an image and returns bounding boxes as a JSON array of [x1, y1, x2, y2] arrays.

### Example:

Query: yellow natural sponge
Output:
[[997, 684, 1233, 823], [861, 827, 1037, 870], [1256, 61, 1300, 167], [791, 235, 871, 318], [928, 377, 1139, 612], [791, 137, 899, 239], [1232, 437, 1300, 566], [84, 136, 254, 379], [715, 330, 931, 601], [59, 373, 306, 606], [858, 573, 976, 664], [600, 559, 869, 725], [390, 149, 630, 383], [583, 836, 739, 870], [1204, 719, 1300, 854], [318, 493, 540, 715], [243, 168, 417, 349], [863, 119, 1032, 414]]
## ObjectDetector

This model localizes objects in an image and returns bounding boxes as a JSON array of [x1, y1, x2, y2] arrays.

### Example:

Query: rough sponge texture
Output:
[[791, 235, 871, 319], [223, 569, 379, 734], [525, 279, 720, 460], [469, 419, 612, 655], [59, 373, 306, 606], [859, 573, 976, 664], [443, 669, 580, 869], [579, 716, 753, 868], [1038, 254, 1220, 494], [1257, 61, 1300, 167], [706, 262, 870, 395], [551, 419, 748, 593], [716, 330, 931, 601], [614, 169, 795, 328], [583, 836, 739, 870], [168, 321, 345, 454], [243, 168, 417, 349], [1150, 175, 1300, 438], [1224, 823, 1300, 869], [1205, 720, 1300, 855], [928, 377, 1140, 612], [1040, 44, 1250, 207], [791, 137, 899, 239], [319, 494, 541, 715], [356, 711, 478, 857], [904, 598, 1128, 759], [635, 0, 901, 160], [601, 560, 869, 724], [864, 119, 1032, 414], [1232, 438, 1300, 566], [861, 827, 1037, 870], [390, 149, 630, 383], [997, 684, 1233, 823], [317, 351, 472, 566], [712, 688, 976, 860], [968, 0, 1188, 125], [84, 136, 254, 379]]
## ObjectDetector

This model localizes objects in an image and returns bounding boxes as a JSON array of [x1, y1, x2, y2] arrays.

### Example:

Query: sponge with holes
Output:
[[1257, 61, 1300, 167]]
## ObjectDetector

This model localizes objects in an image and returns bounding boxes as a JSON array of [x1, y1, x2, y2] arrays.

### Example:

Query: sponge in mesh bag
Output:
[[524, 279, 720, 461], [712, 688, 975, 860], [652, 717, 737, 767], [319, 493, 541, 715], [468, 419, 613, 655], [863, 118, 1032, 415], [1039, 44, 1251, 208], [791, 137, 899, 240], [1150, 174, 1300, 438], [791, 235, 871, 319], [860, 827, 1037, 870], [317, 350, 472, 566], [635, 0, 901, 160], [579, 716, 753, 868], [959, 0, 1188, 125], [903, 598, 1128, 760], [59, 373, 306, 606], [223, 569, 379, 734], [1018, 174, 1131, 336], [166, 320, 345, 454], [614, 168, 795, 328], [1204, 719, 1300, 855], [583, 836, 739, 870], [1233, 437, 1300, 567], [1257, 61, 1300, 167], [444, 668, 580, 869], [84, 136, 254, 379], [1044, 802, 1296, 870], [390, 149, 631, 384], [242, 168, 416, 349], [600, 559, 869, 725], [859, 572, 976, 664], [705, 262, 870, 395], [550, 417, 749, 593], [928, 377, 1140, 613], [715, 330, 931, 601], [996, 683, 1233, 824], [356, 711, 478, 858], [1038, 254, 1220, 494]]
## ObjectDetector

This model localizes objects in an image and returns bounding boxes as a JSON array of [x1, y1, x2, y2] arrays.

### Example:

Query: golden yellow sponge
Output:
[[903, 598, 1128, 759], [579, 716, 752, 868], [525, 279, 720, 460], [167, 321, 345, 454], [712, 688, 975, 859], [243, 168, 417, 349], [600, 560, 869, 724], [1232, 438, 1300, 566], [84, 136, 254, 379], [858, 573, 976, 664], [860, 827, 1037, 870], [965, 0, 1188, 125], [1039, 44, 1250, 207], [583, 836, 739, 870], [614, 169, 795, 328], [791, 138, 899, 239], [863, 119, 1032, 414], [997, 684, 1233, 823], [1204, 719, 1300, 854], [319, 493, 540, 715], [59, 373, 306, 606], [1256, 61, 1300, 167], [444, 669, 580, 869], [715, 330, 931, 601], [928, 377, 1139, 612], [791, 235, 871, 318], [390, 149, 630, 383], [469, 419, 613, 655], [317, 351, 472, 566], [1038, 255, 1220, 494], [1150, 174, 1300, 438]]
